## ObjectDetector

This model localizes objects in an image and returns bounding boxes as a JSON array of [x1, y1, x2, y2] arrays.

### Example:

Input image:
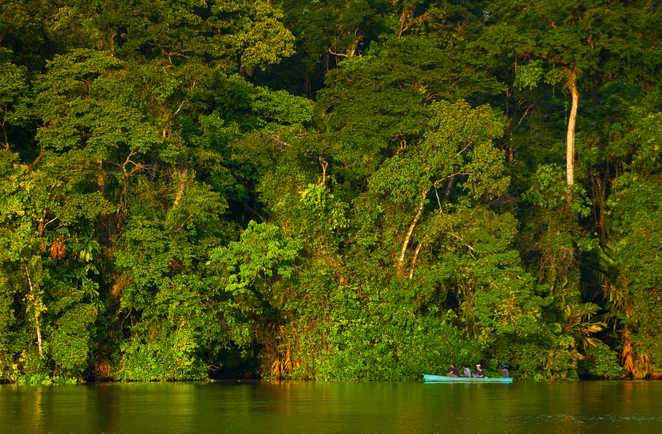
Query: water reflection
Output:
[[1, 381, 662, 433]]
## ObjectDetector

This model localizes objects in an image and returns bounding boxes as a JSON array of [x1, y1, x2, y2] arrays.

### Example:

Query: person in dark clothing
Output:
[[447, 363, 459, 377], [499, 364, 510, 378], [473, 364, 485, 378]]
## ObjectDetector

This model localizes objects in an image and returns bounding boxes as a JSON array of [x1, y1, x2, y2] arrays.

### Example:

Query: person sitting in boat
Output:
[[499, 364, 510, 378], [461, 365, 471, 377], [447, 363, 459, 377], [473, 364, 485, 378]]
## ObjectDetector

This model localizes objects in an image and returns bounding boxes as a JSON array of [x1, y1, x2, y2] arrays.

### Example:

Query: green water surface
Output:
[[1, 381, 661, 433]]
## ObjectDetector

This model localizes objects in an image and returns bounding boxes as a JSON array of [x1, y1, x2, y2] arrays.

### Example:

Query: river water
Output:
[[1, 381, 661, 433]]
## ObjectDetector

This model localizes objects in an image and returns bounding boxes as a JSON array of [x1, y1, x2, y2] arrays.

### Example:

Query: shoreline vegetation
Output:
[[5, 376, 662, 387], [1, 0, 661, 384]]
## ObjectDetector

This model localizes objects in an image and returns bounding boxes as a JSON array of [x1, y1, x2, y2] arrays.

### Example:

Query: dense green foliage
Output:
[[0, 0, 661, 382]]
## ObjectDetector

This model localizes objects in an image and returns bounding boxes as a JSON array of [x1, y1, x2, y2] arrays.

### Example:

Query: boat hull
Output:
[[422, 374, 512, 383]]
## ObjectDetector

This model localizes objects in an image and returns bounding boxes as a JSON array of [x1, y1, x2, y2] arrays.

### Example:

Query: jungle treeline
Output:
[[0, 0, 661, 384]]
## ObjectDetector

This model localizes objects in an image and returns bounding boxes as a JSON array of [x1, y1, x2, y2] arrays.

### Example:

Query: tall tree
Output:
[[485, 0, 646, 188]]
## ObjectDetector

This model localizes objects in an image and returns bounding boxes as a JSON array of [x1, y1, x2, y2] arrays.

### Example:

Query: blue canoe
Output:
[[423, 374, 512, 383]]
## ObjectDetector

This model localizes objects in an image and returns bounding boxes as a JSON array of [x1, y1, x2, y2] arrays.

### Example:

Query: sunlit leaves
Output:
[[211, 221, 301, 295]]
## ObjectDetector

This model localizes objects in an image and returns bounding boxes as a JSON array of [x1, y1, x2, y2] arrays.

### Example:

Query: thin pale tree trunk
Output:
[[173, 168, 188, 208], [397, 189, 427, 276], [566, 68, 578, 187], [25, 265, 43, 356], [408, 241, 423, 279]]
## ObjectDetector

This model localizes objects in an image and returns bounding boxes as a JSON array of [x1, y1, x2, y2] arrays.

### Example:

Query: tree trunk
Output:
[[397, 189, 427, 276], [173, 168, 188, 208], [566, 68, 578, 187], [109, 32, 116, 57], [408, 241, 423, 279], [397, 8, 412, 39], [593, 175, 607, 242], [1, 110, 8, 149], [25, 265, 43, 357]]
